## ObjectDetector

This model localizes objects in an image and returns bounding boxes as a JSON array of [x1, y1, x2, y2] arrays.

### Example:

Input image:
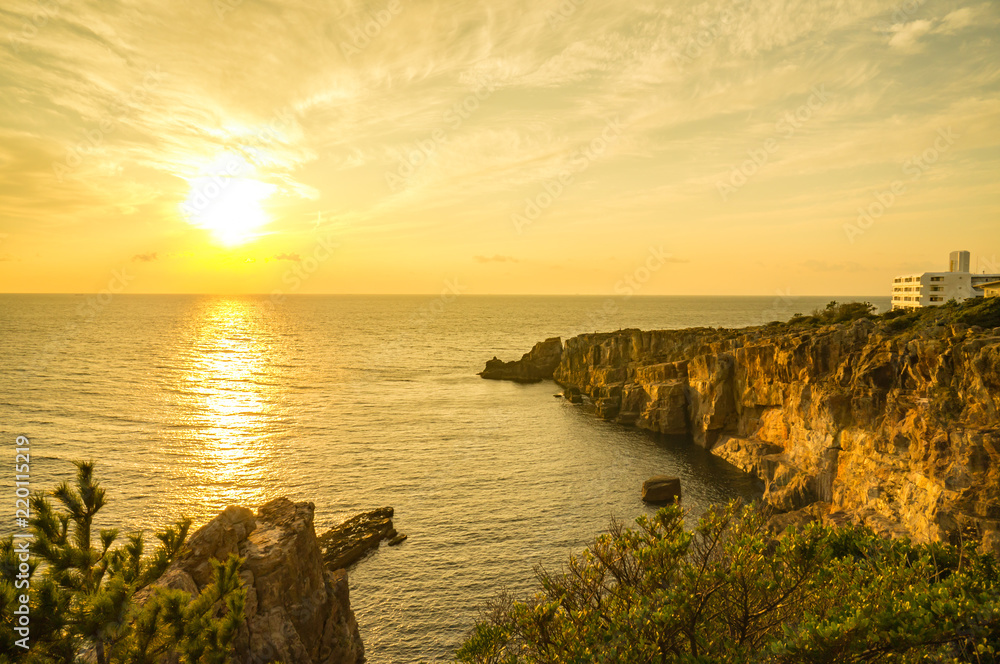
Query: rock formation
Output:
[[151, 498, 365, 664], [319, 506, 402, 570], [641, 476, 682, 504], [478, 337, 562, 383], [480, 305, 1000, 554]]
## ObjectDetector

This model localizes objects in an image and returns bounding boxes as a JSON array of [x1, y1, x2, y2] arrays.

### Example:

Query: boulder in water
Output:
[[642, 476, 681, 504]]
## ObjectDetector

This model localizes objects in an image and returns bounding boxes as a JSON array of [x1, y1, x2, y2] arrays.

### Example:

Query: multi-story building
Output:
[[982, 280, 1000, 298], [891, 251, 1000, 311]]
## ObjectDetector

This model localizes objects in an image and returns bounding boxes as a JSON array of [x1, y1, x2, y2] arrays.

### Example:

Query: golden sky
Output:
[[1, 0, 998, 295]]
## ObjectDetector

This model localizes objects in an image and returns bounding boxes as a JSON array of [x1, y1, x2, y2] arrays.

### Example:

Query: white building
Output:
[[891, 250, 1000, 311]]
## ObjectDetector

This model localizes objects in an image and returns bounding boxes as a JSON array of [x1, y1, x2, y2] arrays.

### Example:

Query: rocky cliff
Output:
[[480, 301, 1000, 554], [152, 498, 367, 664]]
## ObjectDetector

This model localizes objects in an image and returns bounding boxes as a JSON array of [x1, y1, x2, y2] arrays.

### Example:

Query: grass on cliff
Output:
[[772, 297, 1000, 334], [880, 296, 1000, 333], [458, 501, 1000, 664], [0, 462, 245, 664]]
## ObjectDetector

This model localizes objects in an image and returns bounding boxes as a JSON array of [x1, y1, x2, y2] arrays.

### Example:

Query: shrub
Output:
[[458, 502, 1000, 663], [0, 462, 245, 664]]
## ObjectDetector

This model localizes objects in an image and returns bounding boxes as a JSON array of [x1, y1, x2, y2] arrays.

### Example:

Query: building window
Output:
[[931, 286, 942, 292], [930, 277, 943, 282], [930, 296, 943, 302]]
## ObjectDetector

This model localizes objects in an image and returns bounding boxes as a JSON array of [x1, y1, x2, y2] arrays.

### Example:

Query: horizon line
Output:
[[0, 292, 890, 298]]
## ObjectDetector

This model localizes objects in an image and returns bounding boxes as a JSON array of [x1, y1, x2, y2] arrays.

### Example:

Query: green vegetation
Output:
[[458, 502, 1000, 663], [0, 462, 244, 664], [880, 297, 1000, 334], [783, 297, 1000, 334], [789, 300, 877, 327]]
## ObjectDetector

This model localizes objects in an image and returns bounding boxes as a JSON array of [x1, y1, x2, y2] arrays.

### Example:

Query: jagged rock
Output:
[[479, 337, 563, 382], [388, 533, 408, 546], [147, 498, 364, 664], [767, 502, 832, 535], [710, 435, 783, 481], [483, 310, 1000, 554], [642, 476, 682, 504], [319, 507, 398, 570]]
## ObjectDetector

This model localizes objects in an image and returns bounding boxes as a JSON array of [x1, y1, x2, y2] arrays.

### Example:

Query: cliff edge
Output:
[[151, 498, 377, 664], [480, 299, 1000, 553]]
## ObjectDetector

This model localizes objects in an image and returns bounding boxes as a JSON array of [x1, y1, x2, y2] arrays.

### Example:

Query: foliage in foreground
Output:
[[458, 502, 1000, 663], [0, 462, 245, 664]]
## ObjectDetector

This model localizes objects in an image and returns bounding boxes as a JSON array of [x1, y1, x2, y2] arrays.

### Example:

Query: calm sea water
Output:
[[0, 294, 888, 662]]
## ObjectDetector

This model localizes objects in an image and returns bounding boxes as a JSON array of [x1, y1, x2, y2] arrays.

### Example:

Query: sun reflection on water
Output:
[[170, 298, 284, 513]]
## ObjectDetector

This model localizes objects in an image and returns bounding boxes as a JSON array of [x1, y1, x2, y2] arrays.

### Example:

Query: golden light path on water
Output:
[[171, 298, 280, 511], [0, 294, 822, 662]]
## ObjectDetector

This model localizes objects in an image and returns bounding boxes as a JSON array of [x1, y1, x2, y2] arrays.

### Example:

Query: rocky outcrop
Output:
[[479, 337, 563, 383], [151, 499, 364, 664], [481, 311, 1000, 554], [319, 507, 402, 570], [641, 476, 681, 504]]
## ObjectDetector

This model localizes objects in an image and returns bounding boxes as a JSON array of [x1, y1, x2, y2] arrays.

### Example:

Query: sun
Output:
[[180, 153, 276, 246]]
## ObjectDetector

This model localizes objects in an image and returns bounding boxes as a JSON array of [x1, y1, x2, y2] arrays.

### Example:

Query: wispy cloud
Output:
[[132, 252, 158, 262], [0, 0, 998, 294], [887, 4, 991, 51]]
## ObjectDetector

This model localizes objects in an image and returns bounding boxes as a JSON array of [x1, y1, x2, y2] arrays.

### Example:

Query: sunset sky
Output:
[[1, 0, 998, 295]]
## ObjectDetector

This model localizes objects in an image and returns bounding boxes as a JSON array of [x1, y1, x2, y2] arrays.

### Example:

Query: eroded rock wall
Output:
[[486, 320, 1000, 553]]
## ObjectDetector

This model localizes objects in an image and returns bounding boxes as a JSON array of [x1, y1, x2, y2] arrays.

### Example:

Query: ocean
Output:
[[0, 294, 889, 661]]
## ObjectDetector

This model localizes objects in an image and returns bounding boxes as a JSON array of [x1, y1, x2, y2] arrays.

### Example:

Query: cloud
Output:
[[937, 6, 981, 32], [273, 252, 302, 262], [131, 252, 158, 262], [887, 6, 989, 52], [474, 254, 519, 264], [887, 19, 934, 51]]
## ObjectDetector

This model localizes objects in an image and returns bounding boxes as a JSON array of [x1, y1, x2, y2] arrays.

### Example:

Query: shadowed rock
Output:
[[642, 476, 681, 504], [147, 498, 364, 664], [319, 507, 401, 570]]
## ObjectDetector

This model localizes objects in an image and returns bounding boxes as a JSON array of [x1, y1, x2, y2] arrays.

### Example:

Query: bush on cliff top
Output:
[[0, 462, 245, 664], [458, 502, 1000, 663], [788, 301, 877, 328]]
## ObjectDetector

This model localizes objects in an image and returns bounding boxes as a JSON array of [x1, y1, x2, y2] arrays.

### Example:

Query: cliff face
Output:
[[479, 337, 563, 383], [482, 316, 1000, 554], [153, 498, 365, 664]]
